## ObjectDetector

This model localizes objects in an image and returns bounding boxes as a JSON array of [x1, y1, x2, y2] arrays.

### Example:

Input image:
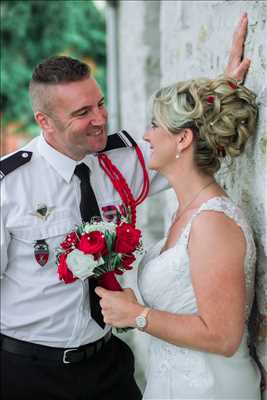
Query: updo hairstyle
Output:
[[152, 77, 258, 175]]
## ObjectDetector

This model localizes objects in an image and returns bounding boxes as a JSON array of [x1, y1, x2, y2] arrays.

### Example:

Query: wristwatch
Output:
[[135, 307, 151, 331]]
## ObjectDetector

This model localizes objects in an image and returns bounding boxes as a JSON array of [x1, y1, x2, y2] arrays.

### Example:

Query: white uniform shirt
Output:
[[0, 132, 168, 348]]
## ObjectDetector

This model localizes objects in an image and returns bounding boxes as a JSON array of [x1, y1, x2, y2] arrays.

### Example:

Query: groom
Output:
[[0, 14, 250, 400]]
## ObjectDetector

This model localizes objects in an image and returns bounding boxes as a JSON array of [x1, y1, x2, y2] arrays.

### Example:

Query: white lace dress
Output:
[[138, 197, 261, 399]]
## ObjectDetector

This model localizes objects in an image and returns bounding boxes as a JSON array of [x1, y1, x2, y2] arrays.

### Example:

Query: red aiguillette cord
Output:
[[98, 144, 150, 227], [134, 144, 150, 205]]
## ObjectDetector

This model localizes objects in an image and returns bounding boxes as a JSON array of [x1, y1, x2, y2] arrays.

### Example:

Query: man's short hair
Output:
[[29, 56, 91, 113], [31, 56, 91, 84]]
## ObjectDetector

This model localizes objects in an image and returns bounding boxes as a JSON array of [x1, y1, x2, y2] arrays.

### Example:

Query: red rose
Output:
[[60, 231, 79, 250], [77, 231, 107, 256], [207, 96, 215, 104], [121, 254, 136, 270], [115, 223, 141, 254], [58, 253, 77, 284]]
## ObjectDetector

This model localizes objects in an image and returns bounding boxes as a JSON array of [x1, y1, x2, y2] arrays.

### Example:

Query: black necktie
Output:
[[74, 163, 105, 329]]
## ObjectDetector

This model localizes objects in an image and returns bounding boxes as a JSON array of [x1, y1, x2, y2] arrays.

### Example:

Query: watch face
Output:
[[136, 315, 146, 329]]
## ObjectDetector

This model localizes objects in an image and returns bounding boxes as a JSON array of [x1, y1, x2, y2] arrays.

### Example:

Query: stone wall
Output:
[[107, 0, 267, 394]]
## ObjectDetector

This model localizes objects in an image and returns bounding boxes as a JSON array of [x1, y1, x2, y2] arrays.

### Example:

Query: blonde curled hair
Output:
[[152, 77, 258, 175]]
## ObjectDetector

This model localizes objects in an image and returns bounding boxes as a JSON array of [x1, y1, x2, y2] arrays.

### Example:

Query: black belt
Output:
[[0, 331, 112, 365]]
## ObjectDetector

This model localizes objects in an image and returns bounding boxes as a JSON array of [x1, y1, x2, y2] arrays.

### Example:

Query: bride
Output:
[[96, 77, 261, 399]]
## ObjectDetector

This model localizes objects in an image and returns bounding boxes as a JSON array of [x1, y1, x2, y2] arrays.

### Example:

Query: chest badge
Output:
[[31, 204, 55, 220], [101, 205, 122, 222], [34, 240, 49, 266]]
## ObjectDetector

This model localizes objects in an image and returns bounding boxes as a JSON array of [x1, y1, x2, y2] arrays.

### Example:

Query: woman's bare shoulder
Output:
[[189, 209, 246, 259]]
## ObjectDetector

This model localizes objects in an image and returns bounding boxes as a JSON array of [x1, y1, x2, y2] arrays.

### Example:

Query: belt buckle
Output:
[[63, 348, 78, 364]]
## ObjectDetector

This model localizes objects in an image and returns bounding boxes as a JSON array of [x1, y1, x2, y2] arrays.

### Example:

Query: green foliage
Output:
[[104, 230, 116, 253], [1, 0, 106, 132]]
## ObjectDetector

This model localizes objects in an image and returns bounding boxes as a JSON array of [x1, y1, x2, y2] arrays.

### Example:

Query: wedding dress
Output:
[[138, 197, 261, 399]]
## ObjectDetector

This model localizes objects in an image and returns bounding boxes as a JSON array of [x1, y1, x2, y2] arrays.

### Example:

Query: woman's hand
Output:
[[225, 13, 251, 82], [95, 286, 144, 328]]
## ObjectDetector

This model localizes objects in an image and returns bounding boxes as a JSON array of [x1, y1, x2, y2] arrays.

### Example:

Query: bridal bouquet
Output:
[[55, 217, 143, 291]]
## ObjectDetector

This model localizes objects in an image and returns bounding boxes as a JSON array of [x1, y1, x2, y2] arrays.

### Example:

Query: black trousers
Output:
[[1, 335, 142, 400]]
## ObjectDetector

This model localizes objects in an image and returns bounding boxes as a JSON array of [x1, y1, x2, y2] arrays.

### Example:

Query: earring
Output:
[[176, 143, 181, 159]]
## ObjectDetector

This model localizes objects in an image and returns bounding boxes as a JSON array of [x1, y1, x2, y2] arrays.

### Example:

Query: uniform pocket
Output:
[[9, 211, 79, 274], [10, 209, 77, 242]]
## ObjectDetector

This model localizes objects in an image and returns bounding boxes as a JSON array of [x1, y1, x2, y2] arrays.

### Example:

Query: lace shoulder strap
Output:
[[181, 196, 254, 251]]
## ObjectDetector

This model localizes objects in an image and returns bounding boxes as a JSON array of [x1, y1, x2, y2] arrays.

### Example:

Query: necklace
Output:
[[174, 180, 215, 222]]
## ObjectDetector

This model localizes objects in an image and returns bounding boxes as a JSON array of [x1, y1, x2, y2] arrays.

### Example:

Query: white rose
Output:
[[66, 249, 105, 280], [83, 221, 116, 234]]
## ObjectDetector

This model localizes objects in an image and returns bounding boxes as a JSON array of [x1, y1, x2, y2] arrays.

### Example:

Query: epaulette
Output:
[[99, 130, 137, 153], [0, 151, 32, 181]]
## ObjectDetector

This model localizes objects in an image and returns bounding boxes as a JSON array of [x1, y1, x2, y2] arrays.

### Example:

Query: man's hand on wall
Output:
[[225, 13, 251, 83]]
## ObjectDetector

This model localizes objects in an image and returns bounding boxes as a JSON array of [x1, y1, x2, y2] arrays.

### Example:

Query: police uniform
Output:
[[0, 130, 168, 400]]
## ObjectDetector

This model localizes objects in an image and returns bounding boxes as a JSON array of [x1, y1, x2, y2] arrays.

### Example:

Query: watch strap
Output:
[[137, 307, 151, 331], [141, 307, 151, 319]]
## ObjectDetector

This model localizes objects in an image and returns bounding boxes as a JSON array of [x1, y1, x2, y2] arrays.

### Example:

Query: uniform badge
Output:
[[30, 204, 55, 220], [34, 240, 49, 266], [101, 205, 119, 222], [102, 205, 127, 222]]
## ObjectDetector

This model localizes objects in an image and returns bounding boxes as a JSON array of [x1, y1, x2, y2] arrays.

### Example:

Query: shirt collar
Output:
[[37, 134, 94, 183]]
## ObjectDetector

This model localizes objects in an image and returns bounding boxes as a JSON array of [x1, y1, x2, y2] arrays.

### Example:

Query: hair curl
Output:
[[152, 77, 258, 175]]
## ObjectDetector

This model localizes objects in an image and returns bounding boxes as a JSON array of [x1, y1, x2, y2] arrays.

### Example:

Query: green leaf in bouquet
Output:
[[102, 255, 109, 263], [55, 248, 65, 264], [104, 230, 114, 253], [125, 206, 132, 225], [76, 223, 84, 236], [115, 208, 121, 219], [115, 207, 125, 223], [118, 204, 131, 224], [112, 254, 122, 268], [110, 231, 117, 247], [93, 265, 106, 277]]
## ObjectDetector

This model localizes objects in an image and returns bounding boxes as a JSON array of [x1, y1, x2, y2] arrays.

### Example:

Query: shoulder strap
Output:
[[0, 151, 32, 181], [99, 130, 137, 153], [181, 197, 242, 247]]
